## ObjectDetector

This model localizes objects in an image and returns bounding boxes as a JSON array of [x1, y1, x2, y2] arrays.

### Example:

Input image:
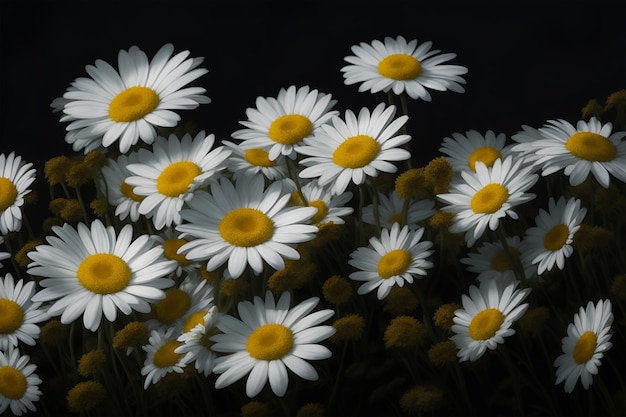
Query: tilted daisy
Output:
[[512, 117, 626, 188], [290, 179, 354, 226], [141, 326, 187, 389], [521, 196, 587, 275], [451, 279, 531, 362], [175, 305, 220, 377], [0, 273, 49, 351], [437, 156, 539, 247], [341, 35, 468, 101], [210, 291, 335, 397], [125, 131, 231, 230], [150, 226, 200, 278], [59, 43, 210, 154], [439, 129, 515, 174], [99, 152, 144, 222], [231, 85, 338, 160], [176, 175, 318, 279], [28, 219, 176, 331], [554, 299, 613, 393], [0, 152, 37, 235], [298, 103, 412, 196], [461, 235, 535, 285], [222, 140, 288, 181], [362, 190, 435, 229], [0, 346, 42, 416], [348, 222, 434, 299]]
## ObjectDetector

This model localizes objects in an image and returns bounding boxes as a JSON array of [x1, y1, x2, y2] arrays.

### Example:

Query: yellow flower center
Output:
[[378, 249, 412, 279], [268, 114, 313, 145], [108, 86, 160, 123], [153, 340, 182, 368], [543, 224, 569, 251], [333, 135, 380, 169], [246, 323, 294, 360], [468, 146, 502, 172], [163, 238, 191, 266], [572, 330, 597, 364], [182, 310, 208, 333], [470, 183, 509, 214], [490, 247, 521, 272], [0, 177, 18, 212], [156, 289, 192, 326], [308, 200, 329, 224], [0, 299, 24, 334], [156, 161, 201, 198], [389, 212, 403, 225], [219, 208, 274, 247], [377, 53, 422, 80], [120, 181, 144, 202], [468, 308, 505, 340], [244, 148, 277, 167], [77, 253, 131, 295], [565, 132, 617, 162], [0, 366, 27, 400]]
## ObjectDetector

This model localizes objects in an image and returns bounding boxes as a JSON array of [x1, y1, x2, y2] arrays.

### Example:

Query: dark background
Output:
[[1, 1, 626, 170]]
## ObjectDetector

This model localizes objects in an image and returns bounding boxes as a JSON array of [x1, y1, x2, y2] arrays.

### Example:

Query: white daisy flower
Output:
[[348, 222, 434, 299], [298, 102, 412, 196], [125, 131, 231, 230], [99, 152, 144, 222], [510, 124, 549, 166], [175, 305, 220, 377], [437, 156, 539, 247], [141, 326, 187, 389], [28, 219, 176, 331], [341, 35, 468, 101], [554, 299, 614, 393], [461, 235, 535, 285], [59, 43, 210, 154], [0, 346, 42, 416], [362, 190, 435, 229], [290, 179, 354, 226], [451, 279, 531, 362], [511, 117, 626, 188], [521, 196, 587, 275], [222, 140, 288, 181], [231, 85, 338, 160], [176, 175, 318, 279], [150, 226, 200, 278], [439, 129, 515, 174], [0, 273, 49, 351], [0, 152, 36, 235], [0, 236, 10, 268], [211, 291, 335, 397]]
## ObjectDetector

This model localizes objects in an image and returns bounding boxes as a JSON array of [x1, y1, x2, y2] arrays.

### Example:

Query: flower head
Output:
[[0, 152, 37, 235], [142, 327, 187, 389], [439, 129, 514, 174], [0, 346, 42, 416]]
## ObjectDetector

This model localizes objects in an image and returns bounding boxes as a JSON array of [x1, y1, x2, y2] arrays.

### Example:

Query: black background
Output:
[[1, 1, 626, 169]]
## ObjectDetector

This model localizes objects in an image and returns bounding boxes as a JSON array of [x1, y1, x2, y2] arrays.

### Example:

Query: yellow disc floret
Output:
[[490, 247, 521, 272], [572, 330, 597, 364], [468, 146, 502, 171], [155, 289, 192, 326], [163, 238, 191, 266], [0, 299, 24, 334], [219, 208, 274, 247], [246, 323, 294, 360], [268, 114, 313, 145], [543, 224, 569, 251], [308, 200, 329, 224], [470, 183, 509, 214], [468, 308, 505, 340], [153, 340, 183, 368], [77, 253, 131, 295], [377, 249, 412, 279], [108, 86, 160, 123], [156, 161, 201, 197], [0, 177, 18, 212], [378, 54, 422, 80], [0, 366, 27, 400], [120, 181, 145, 202], [333, 135, 380, 169], [565, 132, 616, 162], [244, 148, 277, 167]]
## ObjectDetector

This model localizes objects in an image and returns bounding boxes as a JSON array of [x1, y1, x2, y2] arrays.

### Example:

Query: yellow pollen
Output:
[[565, 132, 617, 162], [156, 289, 192, 326], [0, 366, 27, 400], [156, 161, 201, 198], [308, 200, 329, 224], [268, 114, 313, 145], [219, 208, 274, 247], [153, 340, 182, 368], [163, 238, 191, 266], [470, 183, 509, 214], [377, 53, 422, 80], [333, 135, 380, 169], [246, 323, 294, 360], [183, 310, 208, 333], [0, 299, 24, 334], [378, 249, 412, 279], [543, 224, 570, 251], [0, 177, 18, 212], [244, 148, 277, 167], [120, 181, 144, 202], [490, 248, 521, 272], [468, 308, 505, 340], [468, 146, 502, 171], [108, 86, 160, 123], [572, 330, 598, 364], [77, 253, 131, 295]]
